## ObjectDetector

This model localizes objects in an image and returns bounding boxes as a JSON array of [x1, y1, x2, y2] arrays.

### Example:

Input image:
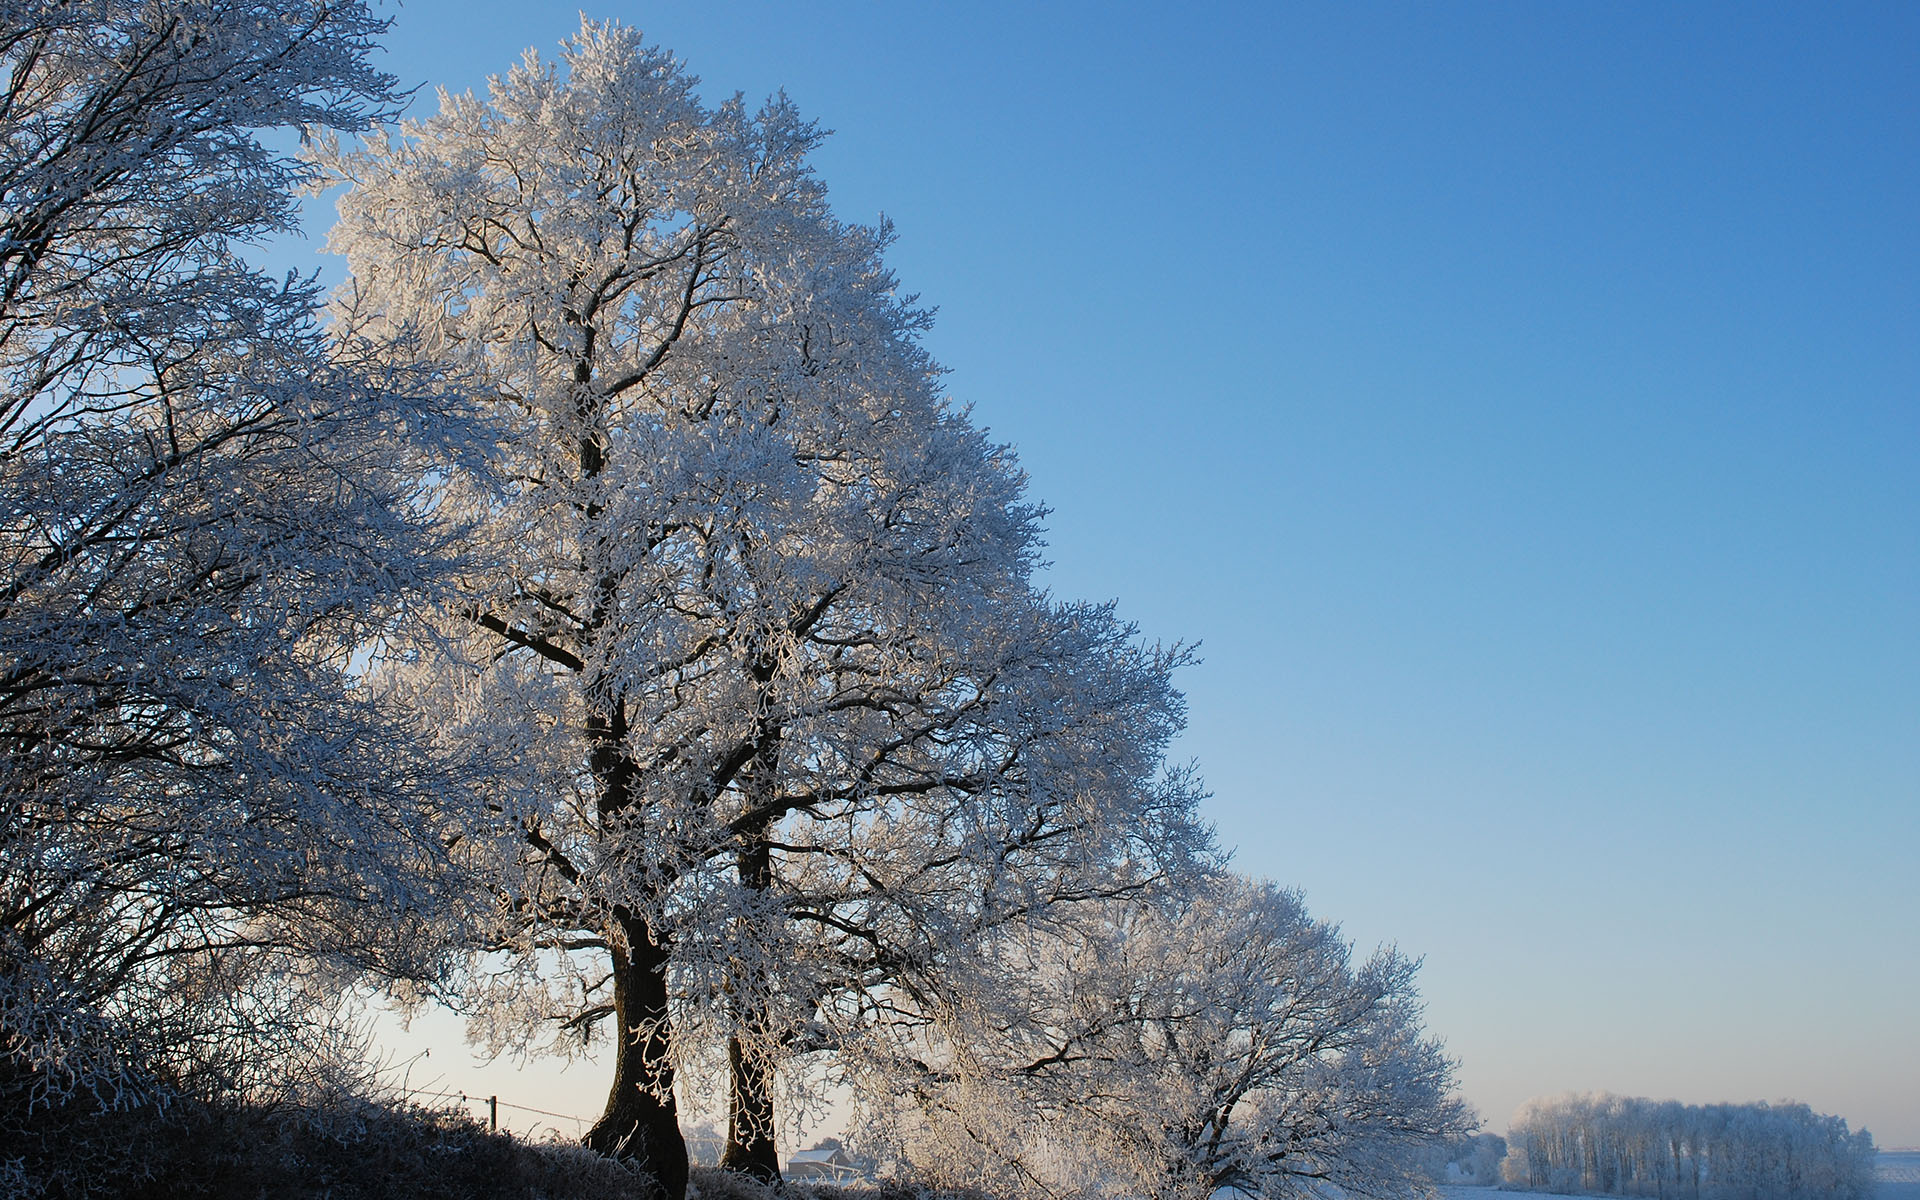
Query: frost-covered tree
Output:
[[321, 20, 1209, 1197], [0, 0, 481, 1131], [743, 596, 1207, 1176], [862, 875, 1471, 1200]]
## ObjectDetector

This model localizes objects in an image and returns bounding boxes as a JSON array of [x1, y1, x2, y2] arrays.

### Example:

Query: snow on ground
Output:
[[1440, 1188, 1557, 1200], [1879, 1152, 1920, 1200], [1880, 1152, 1920, 1184], [1439, 1167, 1920, 1200]]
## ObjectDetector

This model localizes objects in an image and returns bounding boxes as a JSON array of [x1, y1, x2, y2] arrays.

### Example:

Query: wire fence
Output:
[[373, 1047, 598, 1137], [393, 1082, 593, 1136]]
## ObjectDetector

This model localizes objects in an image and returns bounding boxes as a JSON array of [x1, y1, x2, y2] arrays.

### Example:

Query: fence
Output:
[[396, 1083, 593, 1138]]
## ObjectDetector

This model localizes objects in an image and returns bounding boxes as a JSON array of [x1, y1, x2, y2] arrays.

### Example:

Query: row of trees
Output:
[[0, 5, 1472, 1200], [1506, 1094, 1878, 1200]]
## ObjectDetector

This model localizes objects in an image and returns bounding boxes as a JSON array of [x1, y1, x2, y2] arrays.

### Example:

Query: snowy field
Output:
[[1877, 1151, 1920, 1200], [1436, 1157, 1920, 1200], [1879, 1152, 1920, 1183]]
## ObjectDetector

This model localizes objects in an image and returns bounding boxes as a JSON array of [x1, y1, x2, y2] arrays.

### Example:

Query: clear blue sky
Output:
[[308, 0, 1919, 1146]]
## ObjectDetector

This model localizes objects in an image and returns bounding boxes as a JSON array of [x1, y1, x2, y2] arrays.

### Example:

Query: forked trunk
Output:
[[585, 912, 688, 1200]]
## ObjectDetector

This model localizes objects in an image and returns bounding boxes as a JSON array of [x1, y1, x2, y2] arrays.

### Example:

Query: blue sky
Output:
[[313, 1, 1918, 1146]]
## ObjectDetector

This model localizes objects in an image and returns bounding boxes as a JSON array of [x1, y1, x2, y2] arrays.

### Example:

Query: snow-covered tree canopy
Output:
[[322, 20, 1212, 1196], [0, 0, 484, 1122]]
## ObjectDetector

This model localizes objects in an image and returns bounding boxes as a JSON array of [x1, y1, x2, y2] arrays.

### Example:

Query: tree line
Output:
[[1506, 1094, 1877, 1200], [1, 4, 1471, 1199]]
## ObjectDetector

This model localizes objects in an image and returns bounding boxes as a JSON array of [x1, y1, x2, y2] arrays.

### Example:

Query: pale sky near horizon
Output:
[[288, 1, 1918, 1148]]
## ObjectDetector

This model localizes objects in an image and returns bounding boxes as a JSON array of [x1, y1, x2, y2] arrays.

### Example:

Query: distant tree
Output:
[[857, 875, 1472, 1200], [1505, 1093, 1877, 1200], [1430, 1132, 1508, 1185], [0, 0, 481, 1133], [321, 19, 1209, 1199]]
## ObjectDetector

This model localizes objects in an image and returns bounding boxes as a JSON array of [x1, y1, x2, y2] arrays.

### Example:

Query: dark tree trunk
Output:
[[720, 1032, 781, 1182], [719, 823, 781, 1183], [578, 651, 689, 1196], [585, 911, 688, 1200]]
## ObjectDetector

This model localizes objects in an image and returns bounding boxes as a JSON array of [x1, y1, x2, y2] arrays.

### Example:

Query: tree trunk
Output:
[[586, 911, 688, 1200], [720, 1032, 781, 1182], [719, 829, 781, 1183], [579, 666, 689, 1196]]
